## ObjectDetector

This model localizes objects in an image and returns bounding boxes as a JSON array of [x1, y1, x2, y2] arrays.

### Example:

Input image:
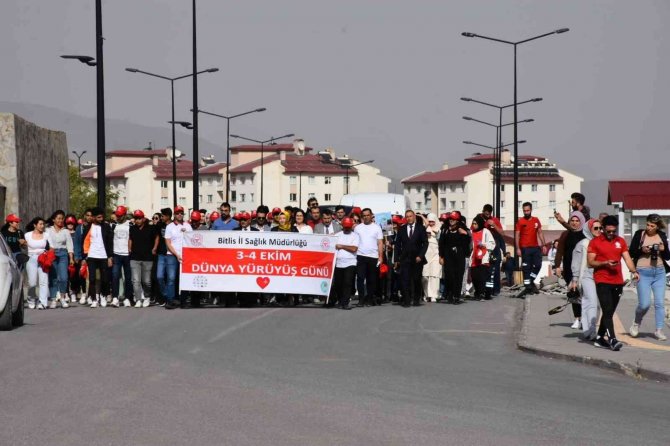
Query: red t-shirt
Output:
[[515, 216, 542, 248], [588, 234, 628, 285]]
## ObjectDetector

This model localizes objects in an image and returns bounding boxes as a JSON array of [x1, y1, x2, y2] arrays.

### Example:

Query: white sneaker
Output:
[[629, 322, 640, 338], [100, 297, 108, 308], [571, 319, 581, 329], [134, 299, 142, 308], [142, 298, 150, 308], [49, 300, 58, 309], [28, 301, 36, 309], [79, 294, 87, 305], [123, 298, 132, 307], [37, 303, 46, 310], [61, 299, 70, 309], [655, 330, 667, 341], [111, 297, 119, 308], [90, 300, 98, 308]]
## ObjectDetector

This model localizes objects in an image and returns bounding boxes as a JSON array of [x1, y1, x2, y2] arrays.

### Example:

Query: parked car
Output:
[[0, 235, 26, 330]]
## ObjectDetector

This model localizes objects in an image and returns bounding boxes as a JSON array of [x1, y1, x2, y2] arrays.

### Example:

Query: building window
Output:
[[518, 184, 522, 192], [325, 193, 332, 201], [461, 201, 465, 209], [250, 193, 254, 202], [450, 201, 456, 209], [518, 201, 522, 208], [161, 181, 168, 189], [179, 196, 186, 203], [549, 184, 556, 192], [439, 184, 446, 192], [440, 198, 446, 210], [179, 181, 186, 188], [324, 176, 332, 185], [240, 193, 245, 202], [501, 200, 505, 208], [161, 197, 168, 206], [501, 184, 505, 191], [289, 193, 297, 202], [450, 185, 456, 193], [549, 217, 556, 225], [231, 191, 236, 202], [207, 194, 213, 203], [289, 176, 297, 185], [416, 202, 421, 210], [549, 200, 556, 209], [532, 201, 538, 208], [531, 184, 538, 192], [308, 176, 316, 185]]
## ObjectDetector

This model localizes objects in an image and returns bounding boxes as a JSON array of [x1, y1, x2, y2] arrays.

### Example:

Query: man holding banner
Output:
[[330, 217, 359, 309], [164, 206, 193, 309]]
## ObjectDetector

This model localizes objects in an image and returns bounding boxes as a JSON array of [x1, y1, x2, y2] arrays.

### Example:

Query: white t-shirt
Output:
[[354, 223, 383, 258], [335, 231, 360, 268], [88, 224, 108, 259], [113, 221, 130, 256], [25, 231, 50, 256], [165, 221, 193, 257], [295, 224, 313, 234]]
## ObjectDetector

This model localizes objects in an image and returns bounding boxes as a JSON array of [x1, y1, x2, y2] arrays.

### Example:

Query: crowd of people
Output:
[[2, 192, 667, 351]]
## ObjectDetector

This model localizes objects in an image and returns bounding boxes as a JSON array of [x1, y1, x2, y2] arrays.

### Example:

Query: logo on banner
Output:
[[256, 277, 270, 289], [320, 238, 331, 251], [191, 233, 204, 247], [193, 275, 208, 288], [320, 281, 329, 293]]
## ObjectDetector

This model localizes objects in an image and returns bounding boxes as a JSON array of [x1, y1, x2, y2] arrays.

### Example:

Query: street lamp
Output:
[[169, 121, 194, 130], [462, 27, 568, 265], [196, 107, 267, 202], [72, 150, 87, 176], [461, 96, 542, 216], [463, 116, 534, 213], [230, 133, 295, 206], [463, 140, 526, 150], [126, 67, 218, 208], [60, 1, 107, 209], [325, 160, 374, 195]]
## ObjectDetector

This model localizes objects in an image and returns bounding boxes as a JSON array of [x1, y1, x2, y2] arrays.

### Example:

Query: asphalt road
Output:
[[1, 297, 668, 446]]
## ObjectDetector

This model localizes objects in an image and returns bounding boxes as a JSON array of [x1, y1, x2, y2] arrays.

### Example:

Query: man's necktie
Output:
[[409, 225, 414, 238]]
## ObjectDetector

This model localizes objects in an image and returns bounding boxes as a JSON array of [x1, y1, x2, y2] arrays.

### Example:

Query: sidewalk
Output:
[[517, 288, 670, 382]]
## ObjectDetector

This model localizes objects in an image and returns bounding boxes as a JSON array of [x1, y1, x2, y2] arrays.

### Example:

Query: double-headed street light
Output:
[[325, 160, 375, 195], [230, 133, 295, 206], [462, 97, 542, 216], [462, 27, 568, 265], [126, 67, 218, 208], [72, 150, 87, 176], [196, 107, 267, 202], [463, 140, 526, 150]]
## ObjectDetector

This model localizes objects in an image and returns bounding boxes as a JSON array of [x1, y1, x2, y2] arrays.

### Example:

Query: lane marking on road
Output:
[[613, 314, 670, 352], [208, 308, 281, 343]]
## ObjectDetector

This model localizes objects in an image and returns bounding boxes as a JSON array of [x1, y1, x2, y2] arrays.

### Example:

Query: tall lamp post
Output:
[[72, 150, 87, 176], [230, 133, 295, 206], [463, 116, 534, 214], [61, 1, 106, 209], [125, 67, 218, 208], [325, 160, 374, 195], [462, 28, 568, 265], [461, 97, 542, 216], [168, 121, 193, 206], [196, 107, 267, 202]]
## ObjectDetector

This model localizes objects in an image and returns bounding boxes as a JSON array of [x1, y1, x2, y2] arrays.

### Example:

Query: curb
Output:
[[516, 297, 670, 383]]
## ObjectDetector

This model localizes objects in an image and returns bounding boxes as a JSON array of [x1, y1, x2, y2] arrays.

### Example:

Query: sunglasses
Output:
[[605, 230, 616, 234], [592, 226, 602, 231], [175, 212, 184, 215]]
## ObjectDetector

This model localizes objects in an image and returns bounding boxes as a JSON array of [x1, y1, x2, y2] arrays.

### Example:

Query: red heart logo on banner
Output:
[[256, 277, 270, 289]]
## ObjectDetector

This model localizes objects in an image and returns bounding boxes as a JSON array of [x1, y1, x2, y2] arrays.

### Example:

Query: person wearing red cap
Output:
[[129, 209, 154, 308], [110, 206, 133, 307], [190, 210, 206, 231], [330, 217, 360, 309], [1, 213, 26, 261], [438, 211, 470, 304], [211, 202, 239, 230], [163, 205, 193, 309]]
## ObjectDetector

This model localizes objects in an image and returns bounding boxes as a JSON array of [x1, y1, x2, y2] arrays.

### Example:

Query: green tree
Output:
[[68, 165, 118, 217]]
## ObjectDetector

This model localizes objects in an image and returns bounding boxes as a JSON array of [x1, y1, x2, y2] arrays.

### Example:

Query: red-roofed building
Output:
[[608, 180, 670, 236], [402, 149, 582, 230]]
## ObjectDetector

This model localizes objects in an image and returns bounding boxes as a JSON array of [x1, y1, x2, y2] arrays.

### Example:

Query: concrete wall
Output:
[[0, 113, 69, 222]]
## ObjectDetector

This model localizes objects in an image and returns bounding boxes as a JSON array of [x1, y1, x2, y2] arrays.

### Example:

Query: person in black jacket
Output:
[[438, 211, 470, 304], [394, 210, 428, 307], [81, 207, 114, 308]]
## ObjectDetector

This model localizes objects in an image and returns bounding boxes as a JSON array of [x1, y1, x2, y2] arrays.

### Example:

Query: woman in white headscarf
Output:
[[422, 213, 442, 302], [571, 218, 601, 341]]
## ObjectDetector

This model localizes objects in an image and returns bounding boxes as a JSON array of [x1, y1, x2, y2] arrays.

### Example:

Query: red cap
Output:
[[5, 213, 21, 223], [174, 205, 185, 214], [209, 211, 220, 222], [391, 215, 403, 224], [114, 206, 127, 217], [341, 217, 354, 229], [190, 210, 202, 222], [449, 211, 461, 221], [238, 212, 251, 221], [439, 213, 449, 222], [352, 207, 362, 215], [400, 218, 408, 225], [77, 218, 84, 225], [272, 207, 282, 215], [251, 211, 257, 219], [133, 209, 145, 219], [65, 216, 77, 225]]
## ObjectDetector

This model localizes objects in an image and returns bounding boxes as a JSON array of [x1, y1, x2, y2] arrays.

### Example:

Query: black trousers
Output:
[[332, 266, 356, 307], [87, 258, 110, 298], [471, 264, 492, 299], [443, 256, 466, 300], [521, 247, 542, 290], [400, 261, 423, 305], [596, 283, 623, 339], [356, 256, 378, 304]]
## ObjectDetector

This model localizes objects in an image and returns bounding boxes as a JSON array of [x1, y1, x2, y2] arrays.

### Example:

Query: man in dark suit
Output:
[[394, 210, 428, 307], [232, 212, 260, 232], [232, 212, 260, 306]]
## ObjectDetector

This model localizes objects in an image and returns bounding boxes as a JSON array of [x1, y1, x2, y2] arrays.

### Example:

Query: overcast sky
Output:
[[2, 0, 669, 201]]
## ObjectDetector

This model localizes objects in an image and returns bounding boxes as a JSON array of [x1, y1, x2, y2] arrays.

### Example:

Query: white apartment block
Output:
[[402, 150, 583, 231]]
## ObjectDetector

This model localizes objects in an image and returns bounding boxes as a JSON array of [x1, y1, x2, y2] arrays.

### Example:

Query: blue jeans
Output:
[[112, 254, 133, 300], [635, 266, 666, 329], [49, 249, 69, 299], [157, 254, 178, 302]]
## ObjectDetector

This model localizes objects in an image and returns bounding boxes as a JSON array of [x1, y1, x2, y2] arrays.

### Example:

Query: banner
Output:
[[180, 231, 337, 296]]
